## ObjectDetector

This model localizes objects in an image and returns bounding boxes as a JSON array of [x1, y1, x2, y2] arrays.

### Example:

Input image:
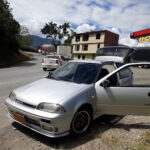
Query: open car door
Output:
[[95, 63, 150, 116]]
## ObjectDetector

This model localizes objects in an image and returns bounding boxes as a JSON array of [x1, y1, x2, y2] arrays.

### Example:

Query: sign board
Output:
[[130, 28, 150, 39], [138, 36, 150, 43]]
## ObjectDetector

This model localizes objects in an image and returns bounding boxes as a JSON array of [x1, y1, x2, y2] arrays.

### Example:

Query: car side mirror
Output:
[[100, 80, 110, 88]]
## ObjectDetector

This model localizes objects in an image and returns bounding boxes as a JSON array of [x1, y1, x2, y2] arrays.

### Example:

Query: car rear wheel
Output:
[[70, 107, 92, 136], [43, 68, 47, 71]]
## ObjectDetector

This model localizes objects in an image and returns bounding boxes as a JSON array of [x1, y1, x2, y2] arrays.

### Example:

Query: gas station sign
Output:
[[138, 36, 150, 43], [130, 28, 150, 43]]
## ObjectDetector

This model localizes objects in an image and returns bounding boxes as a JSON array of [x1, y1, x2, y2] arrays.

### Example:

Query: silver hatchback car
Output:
[[5, 60, 150, 138], [42, 55, 66, 71]]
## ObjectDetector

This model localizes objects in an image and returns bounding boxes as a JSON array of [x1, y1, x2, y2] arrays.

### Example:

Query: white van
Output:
[[95, 46, 134, 63]]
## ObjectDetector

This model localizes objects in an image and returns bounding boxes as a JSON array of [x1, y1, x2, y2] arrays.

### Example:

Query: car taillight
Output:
[[42, 59, 44, 63], [40, 46, 42, 50], [56, 60, 59, 64]]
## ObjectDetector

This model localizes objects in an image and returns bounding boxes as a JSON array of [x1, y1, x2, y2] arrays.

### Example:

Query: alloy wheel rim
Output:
[[72, 111, 90, 134]]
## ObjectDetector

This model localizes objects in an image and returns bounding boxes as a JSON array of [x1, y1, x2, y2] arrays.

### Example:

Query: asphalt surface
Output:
[[0, 53, 48, 149]]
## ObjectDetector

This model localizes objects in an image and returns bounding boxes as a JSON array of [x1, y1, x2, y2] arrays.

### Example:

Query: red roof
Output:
[[130, 28, 150, 38]]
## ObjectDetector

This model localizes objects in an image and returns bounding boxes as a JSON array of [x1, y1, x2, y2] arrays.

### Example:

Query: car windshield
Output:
[[97, 47, 130, 57], [46, 55, 59, 59], [48, 62, 101, 84]]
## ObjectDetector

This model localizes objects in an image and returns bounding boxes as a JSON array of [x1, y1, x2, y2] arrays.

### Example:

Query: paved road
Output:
[[0, 53, 48, 147], [0, 53, 47, 97]]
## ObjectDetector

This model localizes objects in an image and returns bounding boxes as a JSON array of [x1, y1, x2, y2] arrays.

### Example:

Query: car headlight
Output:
[[37, 103, 66, 113], [9, 92, 16, 101]]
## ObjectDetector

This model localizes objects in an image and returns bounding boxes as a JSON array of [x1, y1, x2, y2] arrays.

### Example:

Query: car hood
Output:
[[14, 78, 88, 106], [95, 56, 124, 63]]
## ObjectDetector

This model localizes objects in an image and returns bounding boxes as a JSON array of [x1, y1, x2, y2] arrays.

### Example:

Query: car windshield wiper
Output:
[[48, 76, 55, 79], [63, 78, 81, 84], [62, 78, 72, 82], [46, 75, 60, 80], [73, 81, 81, 84]]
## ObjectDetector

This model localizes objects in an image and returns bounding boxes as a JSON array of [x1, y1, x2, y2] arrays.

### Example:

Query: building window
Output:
[[82, 34, 89, 41], [82, 45, 88, 51], [78, 55, 81, 59], [75, 45, 80, 51], [96, 33, 101, 39], [82, 55, 85, 60], [97, 44, 100, 49], [76, 35, 80, 42]]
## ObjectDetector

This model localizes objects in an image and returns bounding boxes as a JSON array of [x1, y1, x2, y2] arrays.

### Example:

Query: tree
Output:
[[41, 21, 70, 47], [0, 0, 21, 58], [20, 25, 33, 47], [64, 29, 75, 46]]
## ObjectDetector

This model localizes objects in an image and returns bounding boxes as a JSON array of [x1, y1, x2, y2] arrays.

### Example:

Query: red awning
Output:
[[130, 28, 150, 39]]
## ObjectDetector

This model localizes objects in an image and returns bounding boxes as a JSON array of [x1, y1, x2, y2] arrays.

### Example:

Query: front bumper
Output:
[[5, 98, 73, 138]]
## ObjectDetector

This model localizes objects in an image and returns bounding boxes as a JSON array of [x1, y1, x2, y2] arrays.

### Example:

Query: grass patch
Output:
[[0, 50, 32, 67], [130, 132, 150, 150], [102, 135, 122, 149]]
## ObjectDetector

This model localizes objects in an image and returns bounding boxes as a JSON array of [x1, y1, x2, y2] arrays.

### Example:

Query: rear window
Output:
[[97, 47, 130, 57], [46, 56, 59, 59]]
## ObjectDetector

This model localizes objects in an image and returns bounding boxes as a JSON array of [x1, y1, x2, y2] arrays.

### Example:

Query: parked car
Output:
[[5, 59, 150, 138], [42, 55, 66, 71]]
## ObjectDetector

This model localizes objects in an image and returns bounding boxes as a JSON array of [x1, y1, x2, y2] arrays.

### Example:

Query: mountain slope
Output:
[[31, 35, 52, 48]]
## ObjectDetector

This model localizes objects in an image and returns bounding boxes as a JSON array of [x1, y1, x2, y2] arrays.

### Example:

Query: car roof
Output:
[[69, 60, 102, 64], [97, 45, 131, 50], [95, 56, 124, 63]]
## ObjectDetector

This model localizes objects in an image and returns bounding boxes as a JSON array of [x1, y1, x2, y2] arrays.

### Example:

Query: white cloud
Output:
[[119, 37, 138, 47], [75, 24, 96, 33], [90, 1, 150, 33], [107, 27, 120, 34], [106, 27, 138, 47], [137, 42, 150, 47], [7, 0, 150, 47]]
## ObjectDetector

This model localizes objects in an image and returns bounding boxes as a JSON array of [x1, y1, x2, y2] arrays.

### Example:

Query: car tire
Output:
[[43, 68, 47, 71], [143, 65, 149, 69], [70, 106, 92, 136]]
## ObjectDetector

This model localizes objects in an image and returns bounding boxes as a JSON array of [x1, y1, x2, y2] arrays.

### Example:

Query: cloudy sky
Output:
[[8, 0, 150, 46]]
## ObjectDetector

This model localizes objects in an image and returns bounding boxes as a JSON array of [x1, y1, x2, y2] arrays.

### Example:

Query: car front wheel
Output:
[[70, 107, 92, 136]]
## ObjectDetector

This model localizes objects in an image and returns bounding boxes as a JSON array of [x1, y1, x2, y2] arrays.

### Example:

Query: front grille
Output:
[[25, 117, 40, 127], [15, 99, 36, 109]]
